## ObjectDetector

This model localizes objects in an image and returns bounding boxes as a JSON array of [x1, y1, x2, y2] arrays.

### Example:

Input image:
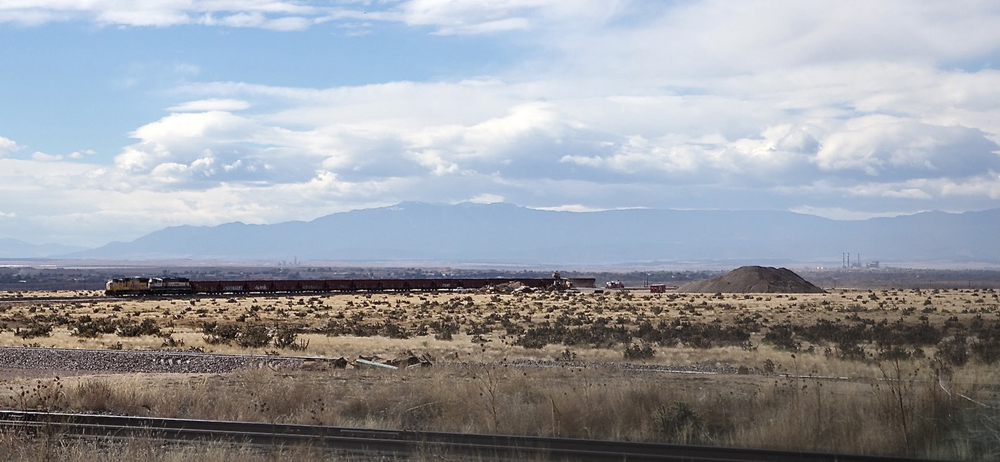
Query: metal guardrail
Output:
[[0, 410, 941, 462]]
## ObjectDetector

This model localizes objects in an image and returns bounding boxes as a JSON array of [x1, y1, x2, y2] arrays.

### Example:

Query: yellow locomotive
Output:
[[105, 277, 192, 296]]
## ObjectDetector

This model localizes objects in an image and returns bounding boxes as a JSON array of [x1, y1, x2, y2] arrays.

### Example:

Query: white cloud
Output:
[[788, 206, 913, 221], [533, 204, 608, 213], [467, 193, 504, 204], [96, 61, 998, 221], [397, 0, 539, 34], [67, 149, 96, 159], [0, 0, 327, 29], [0, 136, 20, 157], [168, 99, 251, 112], [543, 0, 1000, 84], [31, 151, 62, 162], [1, 1, 999, 246], [814, 116, 999, 179]]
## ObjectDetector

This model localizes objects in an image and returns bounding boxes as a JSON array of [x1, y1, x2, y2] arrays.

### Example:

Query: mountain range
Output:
[[45, 202, 998, 266], [0, 238, 86, 259]]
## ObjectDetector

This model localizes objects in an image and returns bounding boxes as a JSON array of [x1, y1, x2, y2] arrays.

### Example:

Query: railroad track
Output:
[[0, 410, 936, 462], [0, 295, 103, 303]]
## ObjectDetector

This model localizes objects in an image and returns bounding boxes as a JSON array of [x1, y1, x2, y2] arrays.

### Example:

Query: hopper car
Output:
[[105, 276, 595, 297]]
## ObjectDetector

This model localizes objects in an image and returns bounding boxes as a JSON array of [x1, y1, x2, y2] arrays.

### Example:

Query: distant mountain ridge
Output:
[[66, 203, 1000, 265], [0, 238, 86, 259]]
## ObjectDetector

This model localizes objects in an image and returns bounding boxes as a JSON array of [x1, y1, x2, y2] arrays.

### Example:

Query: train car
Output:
[[324, 279, 353, 292], [298, 280, 328, 292], [190, 280, 246, 294], [377, 279, 409, 291], [241, 280, 271, 293], [267, 280, 297, 293], [404, 279, 444, 291], [351, 279, 382, 292], [189, 280, 220, 294], [453, 279, 481, 290], [148, 277, 193, 295]]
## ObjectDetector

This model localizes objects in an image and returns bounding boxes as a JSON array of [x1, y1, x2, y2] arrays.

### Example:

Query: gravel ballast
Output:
[[0, 346, 305, 375]]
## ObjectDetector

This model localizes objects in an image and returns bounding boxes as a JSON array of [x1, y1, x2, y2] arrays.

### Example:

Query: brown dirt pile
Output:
[[676, 266, 825, 293]]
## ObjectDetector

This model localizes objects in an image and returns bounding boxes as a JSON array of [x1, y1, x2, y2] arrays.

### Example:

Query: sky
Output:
[[0, 0, 998, 248]]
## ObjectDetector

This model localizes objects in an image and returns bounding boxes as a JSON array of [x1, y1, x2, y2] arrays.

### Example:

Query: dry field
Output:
[[1, 288, 997, 366], [0, 287, 998, 460]]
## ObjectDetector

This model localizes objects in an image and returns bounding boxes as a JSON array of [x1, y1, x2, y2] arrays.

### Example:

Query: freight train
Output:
[[105, 276, 596, 296]]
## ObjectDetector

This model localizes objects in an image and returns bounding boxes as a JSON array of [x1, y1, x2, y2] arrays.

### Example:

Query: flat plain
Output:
[[0, 286, 998, 460]]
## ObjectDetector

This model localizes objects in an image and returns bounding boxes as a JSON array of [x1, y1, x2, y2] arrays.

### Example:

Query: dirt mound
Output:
[[676, 266, 825, 294]]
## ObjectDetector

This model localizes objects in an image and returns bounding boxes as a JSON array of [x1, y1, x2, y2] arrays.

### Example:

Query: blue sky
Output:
[[1, 0, 998, 247]]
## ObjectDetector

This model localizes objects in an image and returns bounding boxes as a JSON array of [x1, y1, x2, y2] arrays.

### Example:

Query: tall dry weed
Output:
[[5, 359, 996, 460]]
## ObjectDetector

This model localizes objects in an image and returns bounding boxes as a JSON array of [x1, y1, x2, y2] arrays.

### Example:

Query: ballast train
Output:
[[105, 276, 596, 297]]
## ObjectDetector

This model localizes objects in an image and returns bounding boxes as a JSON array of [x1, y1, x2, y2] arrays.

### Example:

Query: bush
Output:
[[936, 334, 969, 366], [202, 322, 240, 345], [16, 323, 52, 339], [71, 316, 118, 338], [837, 339, 869, 362], [273, 326, 309, 351], [237, 325, 272, 348], [970, 336, 1000, 364], [763, 324, 799, 351], [623, 342, 655, 360], [117, 318, 160, 337]]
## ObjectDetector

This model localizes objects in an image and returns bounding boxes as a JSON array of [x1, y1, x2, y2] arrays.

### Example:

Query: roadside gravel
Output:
[[0, 346, 747, 378], [0, 346, 304, 375]]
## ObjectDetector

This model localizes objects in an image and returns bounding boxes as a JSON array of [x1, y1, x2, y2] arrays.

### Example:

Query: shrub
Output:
[[655, 402, 704, 443], [16, 323, 52, 339], [623, 342, 655, 360], [837, 340, 869, 362], [970, 336, 1000, 364], [273, 326, 309, 351], [71, 316, 118, 338], [763, 324, 799, 351], [116, 318, 160, 337], [936, 334, 969, 366], [202, 321, 240, 345], [554, 348, 576, 362], [237, 325, 272, 348]]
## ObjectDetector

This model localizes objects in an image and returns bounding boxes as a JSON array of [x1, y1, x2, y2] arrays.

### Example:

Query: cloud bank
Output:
[[0, 0, 997, 247]]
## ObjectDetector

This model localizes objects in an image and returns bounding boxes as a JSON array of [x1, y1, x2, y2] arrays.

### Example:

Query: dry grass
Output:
[[0, 288, 996, 363], [0, 431, 339, 462], [1, 362, 996, 460]]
